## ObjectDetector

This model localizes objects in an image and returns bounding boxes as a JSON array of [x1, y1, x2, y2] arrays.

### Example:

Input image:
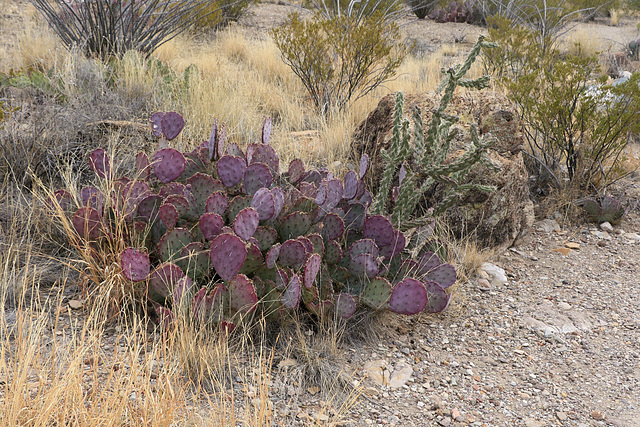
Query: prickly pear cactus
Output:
[[56, 112, 457, 331]]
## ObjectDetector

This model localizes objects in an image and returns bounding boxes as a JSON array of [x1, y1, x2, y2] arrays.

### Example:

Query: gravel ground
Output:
[[255, 196, 640, 427]]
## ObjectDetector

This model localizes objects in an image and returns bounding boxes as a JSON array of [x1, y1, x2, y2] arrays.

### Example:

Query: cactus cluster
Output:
[[371, 36, 499, 227], [578, 196, 626, 224], [59, 112, 456, 331], [428, 1, 482, 24]]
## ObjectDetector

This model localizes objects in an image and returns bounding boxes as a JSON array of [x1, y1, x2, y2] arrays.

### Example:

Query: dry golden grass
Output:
[[0, 4, 530, 424]]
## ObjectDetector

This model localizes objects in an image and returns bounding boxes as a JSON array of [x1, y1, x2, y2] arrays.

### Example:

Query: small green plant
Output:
[[271, 10, 408, 115], [187, 0, 256, 32], [51, 112, 457, 331], [370, 36, 499, 227]]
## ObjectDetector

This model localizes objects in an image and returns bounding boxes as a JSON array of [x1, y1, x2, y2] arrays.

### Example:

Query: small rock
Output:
[[524, 419, 544, 427], [564, 242, 580, 249], [480, 263, 508, 286], [597, 240, 608, 247], [535, 218, 561, 233], [592, 230, 612, 240], [363, 386, 379, 396], [451, 408, 461, 420], [438, 416, 452, 426], [600, 222, 614, 232], [552, 248, 571, 256], [306, 386, 320, 395], [68, 300, 83, 310], [625, 232, 640, 241], [558, 302, 571, 310], [556, 411, 568, 421], [590, 410, 605, 421]]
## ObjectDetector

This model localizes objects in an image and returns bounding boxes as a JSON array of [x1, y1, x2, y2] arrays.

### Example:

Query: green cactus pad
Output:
[[158, 228, 192, 263], [321, 213, 345, 241], [179, 242, 211, 280], [324, 240, 343, 264], [186, 173, 224, 212], [239, 243, 264, 275], [120, 248, 150, 282], [253, 226, 278, 251], [361, 277, 392, 310], [307, 233, 325, 256], [279, 211, 312, 240], [226, 195, 252, 224]]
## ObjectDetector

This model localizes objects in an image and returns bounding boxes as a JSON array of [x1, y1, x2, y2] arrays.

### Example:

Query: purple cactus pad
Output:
[[217, 155, 247, 188], [425, 263, 457, 288], [72, 207, 103, 241], [359, 154, 370, 179], [335, 293, 356, 319], [159, 203, 178, 229], [160, 112, 185, 141], [288, 159, 305, 184], [244, 162, 273, 195], [363, 215, 395, 247], [262, 116, 272, 144], [152, 148, 186, 183], [389, 278, 428, 315], [210, 233, 247, 282], [205, 192, 229, 216], [234, 207, 260, 240], [228, 274, 258, 313], [282, 274, 302, 309], [278, 239, 307, 269], [120, 248, 150, 282], [303, 253, 321, 288], [199, 213, 225, 240], [149, 262, 185, 299], [321, 213, 345, 241], [423, 280, 451, 313], [89, 148, 111, 179], [150, 112, 164, 137]]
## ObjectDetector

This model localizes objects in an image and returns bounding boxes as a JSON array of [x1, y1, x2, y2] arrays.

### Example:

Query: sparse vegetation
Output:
[[2, 0, 640, 424]]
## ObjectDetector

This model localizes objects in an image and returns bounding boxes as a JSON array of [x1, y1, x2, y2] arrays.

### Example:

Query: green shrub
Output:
[[186, 0, 256, 32], [485, 21, 640, 194], [271, 11, 408, 115]]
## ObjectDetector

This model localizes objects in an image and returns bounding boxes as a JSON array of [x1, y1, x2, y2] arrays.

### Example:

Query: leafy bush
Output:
[[50, 112, 458, 330], [29, 0, 228, 61], [485, 21, 640, 194], [271, 10, 408, 115]]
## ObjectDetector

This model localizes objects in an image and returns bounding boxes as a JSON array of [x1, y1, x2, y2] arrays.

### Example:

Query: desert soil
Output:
[[2, 2, 640, 426]]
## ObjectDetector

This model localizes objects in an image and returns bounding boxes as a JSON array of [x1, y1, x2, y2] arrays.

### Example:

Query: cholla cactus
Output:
[[371, 36, 499, 227], [60, 111, 457, 332]]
